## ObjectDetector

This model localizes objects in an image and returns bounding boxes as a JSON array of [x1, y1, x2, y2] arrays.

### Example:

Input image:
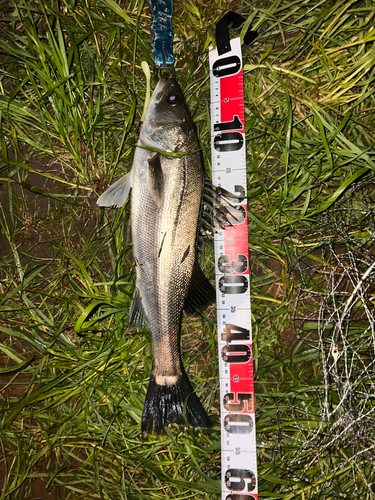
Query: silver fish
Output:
[[98, 74, 214, 435]]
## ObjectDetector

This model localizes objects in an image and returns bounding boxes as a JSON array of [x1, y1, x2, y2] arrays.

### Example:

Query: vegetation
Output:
[[1, 0, 375, 498]]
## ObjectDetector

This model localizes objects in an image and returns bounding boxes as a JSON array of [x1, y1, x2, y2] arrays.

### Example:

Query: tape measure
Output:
[[209, 37, 258, 500]]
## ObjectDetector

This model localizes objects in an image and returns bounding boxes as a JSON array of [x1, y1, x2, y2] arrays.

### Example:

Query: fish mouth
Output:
[[153, 72, 172, 97], [159, 72, 175, 82]]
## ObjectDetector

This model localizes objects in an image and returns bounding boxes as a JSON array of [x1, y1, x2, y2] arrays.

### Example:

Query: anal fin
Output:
[[128, 289, 147, 331]]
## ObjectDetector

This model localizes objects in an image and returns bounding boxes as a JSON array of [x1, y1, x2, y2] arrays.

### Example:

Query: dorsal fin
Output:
[[199, 176, 247, 247], [184, 261, 216, 314]]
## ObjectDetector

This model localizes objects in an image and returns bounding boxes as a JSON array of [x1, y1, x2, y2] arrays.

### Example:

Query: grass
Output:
[[1, 0, 375, 498]]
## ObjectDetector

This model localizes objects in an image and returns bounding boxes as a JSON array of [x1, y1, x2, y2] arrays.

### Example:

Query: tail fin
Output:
[[141, 369, 212, 436]]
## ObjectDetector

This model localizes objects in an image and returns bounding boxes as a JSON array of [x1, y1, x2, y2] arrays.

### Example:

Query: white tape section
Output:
[[209, 37, 258, 500]]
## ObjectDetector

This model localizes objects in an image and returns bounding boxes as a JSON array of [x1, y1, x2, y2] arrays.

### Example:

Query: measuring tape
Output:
[[209, 37, 258, 500]]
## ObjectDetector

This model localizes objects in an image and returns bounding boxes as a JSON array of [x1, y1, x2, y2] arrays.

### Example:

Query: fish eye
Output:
[[166, 93, 179, 105]]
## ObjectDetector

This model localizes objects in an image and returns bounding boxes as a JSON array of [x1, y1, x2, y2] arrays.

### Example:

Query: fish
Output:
[[97, 74, 216, 436]]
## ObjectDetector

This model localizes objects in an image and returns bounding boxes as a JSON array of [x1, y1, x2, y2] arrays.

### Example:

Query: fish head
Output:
[[140, 74, 195, 153]]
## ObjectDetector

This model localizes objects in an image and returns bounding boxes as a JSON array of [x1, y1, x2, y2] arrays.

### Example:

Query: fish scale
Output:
[[132, 151, 201, 372]]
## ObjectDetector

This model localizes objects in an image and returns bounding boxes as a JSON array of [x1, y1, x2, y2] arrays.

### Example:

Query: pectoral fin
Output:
[[97, 171, 132, 208], [147, 153, 164, 206]]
